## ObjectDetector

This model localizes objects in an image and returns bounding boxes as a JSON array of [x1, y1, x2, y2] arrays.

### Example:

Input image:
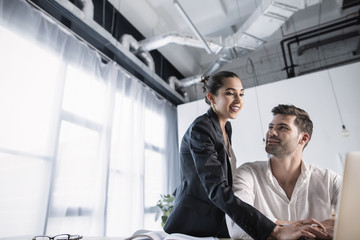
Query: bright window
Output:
[[46, 65, 106, 234], [62, 65, 106, 124], [0, 25, 62, 237], [47, 121, 101, 234], [0, 25, 62, 156], [0, 6, 177, 237], [143, 109, 166, 230]]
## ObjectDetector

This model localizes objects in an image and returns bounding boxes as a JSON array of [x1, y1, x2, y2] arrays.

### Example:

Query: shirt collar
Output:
[[266, 158, 310, 182], [300, 159, 310, 176]]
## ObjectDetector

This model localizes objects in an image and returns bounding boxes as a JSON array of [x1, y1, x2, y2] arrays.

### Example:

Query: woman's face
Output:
[[208, 76, 244, 122]]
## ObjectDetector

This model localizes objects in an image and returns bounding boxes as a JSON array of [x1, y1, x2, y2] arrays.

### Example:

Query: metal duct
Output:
[[171, 46, 253, 89], [70, 0, 156, 73], [137, 1, 321, 55], [120, 34, 155, 72], [162, 0, 322, 90], [81, 0, 94, 19], [139, 32, 223, 54]]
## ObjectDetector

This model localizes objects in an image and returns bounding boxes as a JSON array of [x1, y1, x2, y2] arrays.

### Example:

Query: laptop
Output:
[[333, 151, 360, 239]]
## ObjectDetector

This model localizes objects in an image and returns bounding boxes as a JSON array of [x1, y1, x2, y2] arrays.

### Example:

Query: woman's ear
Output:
[[206, 92, 215, 104]]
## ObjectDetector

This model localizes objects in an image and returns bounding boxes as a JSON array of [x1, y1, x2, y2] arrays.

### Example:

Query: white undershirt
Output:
[[227, 142, 237, 176]]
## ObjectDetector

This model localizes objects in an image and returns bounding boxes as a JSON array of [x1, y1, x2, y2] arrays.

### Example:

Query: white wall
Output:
[[177, 62, 360, 175]]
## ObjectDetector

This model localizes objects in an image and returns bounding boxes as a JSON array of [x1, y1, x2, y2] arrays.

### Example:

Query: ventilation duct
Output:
[[155, 0, 322, 90], [74, 0, 94, 19], [139, 32, 223, 54], [121, 34, 155, 72]]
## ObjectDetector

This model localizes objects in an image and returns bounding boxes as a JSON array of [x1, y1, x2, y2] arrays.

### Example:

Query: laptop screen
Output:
[[333, 151, 360, 239]]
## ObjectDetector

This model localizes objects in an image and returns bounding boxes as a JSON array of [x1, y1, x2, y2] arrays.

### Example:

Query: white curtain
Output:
[[0, 0, 179, 238]]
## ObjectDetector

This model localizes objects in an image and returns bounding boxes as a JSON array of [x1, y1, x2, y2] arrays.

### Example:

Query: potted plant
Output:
[[155, 194, 174, 227]]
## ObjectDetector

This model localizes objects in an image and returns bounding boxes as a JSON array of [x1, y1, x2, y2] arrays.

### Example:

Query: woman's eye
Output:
[[240, 93, 244, 97], [226, 92, 234, 96]]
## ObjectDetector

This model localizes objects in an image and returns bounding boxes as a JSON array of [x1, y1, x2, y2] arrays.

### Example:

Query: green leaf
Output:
[[154, 193, 174, 226]]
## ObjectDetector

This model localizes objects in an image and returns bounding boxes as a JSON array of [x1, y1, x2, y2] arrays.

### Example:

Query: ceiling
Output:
[[106, 0, 360, 102], [29, 0, 360, 104]]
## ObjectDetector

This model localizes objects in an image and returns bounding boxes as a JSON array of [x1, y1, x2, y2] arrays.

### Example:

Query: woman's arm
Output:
[[189, 122, 276, 240]]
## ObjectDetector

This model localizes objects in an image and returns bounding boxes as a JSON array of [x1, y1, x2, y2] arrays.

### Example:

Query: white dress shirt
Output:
[[226, 160, 342, 239]]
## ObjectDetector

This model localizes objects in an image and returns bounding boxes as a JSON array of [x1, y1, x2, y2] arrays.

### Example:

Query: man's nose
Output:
[[268, 129, 277, 136]]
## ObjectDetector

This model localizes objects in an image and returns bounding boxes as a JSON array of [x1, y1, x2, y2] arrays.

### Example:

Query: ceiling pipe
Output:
[[297, 31, 360, 56], [169, 75, 202, 89], [138, 32, 223, 54], [81, 0, 94, 19], [173, 0, 213, 54], [120, 34, 155, 72], [281, 12, 360, 78], [169, 46, 253, 89]]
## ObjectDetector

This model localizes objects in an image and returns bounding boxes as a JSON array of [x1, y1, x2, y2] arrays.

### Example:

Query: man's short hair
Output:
[[271, 104, 313, 146]]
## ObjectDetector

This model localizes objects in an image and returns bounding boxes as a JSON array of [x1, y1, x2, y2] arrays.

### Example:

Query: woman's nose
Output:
[[234, 94, 241, 102]]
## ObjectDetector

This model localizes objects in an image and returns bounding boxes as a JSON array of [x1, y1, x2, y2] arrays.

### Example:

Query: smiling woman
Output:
[[163, 71, 277, 239]]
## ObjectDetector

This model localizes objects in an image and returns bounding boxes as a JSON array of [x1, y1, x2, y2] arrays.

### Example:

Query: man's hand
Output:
[[269, 218, 330, 240], [318, 217, 335, 239]]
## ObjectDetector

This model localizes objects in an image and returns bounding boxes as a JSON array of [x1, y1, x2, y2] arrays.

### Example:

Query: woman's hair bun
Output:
[[200, 75, 210, 93]]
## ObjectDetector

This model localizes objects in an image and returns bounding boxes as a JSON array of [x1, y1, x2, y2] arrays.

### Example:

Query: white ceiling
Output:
[[107, 0, 360, 101]]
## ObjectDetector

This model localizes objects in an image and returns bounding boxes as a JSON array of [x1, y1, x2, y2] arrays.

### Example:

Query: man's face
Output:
[[265, 114, 303, 158]]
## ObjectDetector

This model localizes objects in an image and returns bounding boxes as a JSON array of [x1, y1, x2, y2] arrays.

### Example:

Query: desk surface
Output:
[[83, 238, 125, 240]]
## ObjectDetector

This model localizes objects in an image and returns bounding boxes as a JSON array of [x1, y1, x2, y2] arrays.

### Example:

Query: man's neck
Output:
[[270, 154, 302, 200]]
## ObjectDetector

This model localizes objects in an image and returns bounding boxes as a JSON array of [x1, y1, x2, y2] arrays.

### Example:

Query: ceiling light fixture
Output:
[[327, 70, 350, 137], [173, 0, 212, 54]]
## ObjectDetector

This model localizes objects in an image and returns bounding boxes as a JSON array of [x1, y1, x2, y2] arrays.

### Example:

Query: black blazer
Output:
[[163, 108, 276, 240]]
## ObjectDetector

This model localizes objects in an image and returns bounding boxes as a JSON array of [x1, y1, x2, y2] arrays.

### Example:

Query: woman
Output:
[[163, 71, 276, 239]]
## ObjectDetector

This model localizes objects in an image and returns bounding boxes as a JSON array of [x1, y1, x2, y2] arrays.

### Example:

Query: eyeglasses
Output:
[[32, 234, 82, 240]]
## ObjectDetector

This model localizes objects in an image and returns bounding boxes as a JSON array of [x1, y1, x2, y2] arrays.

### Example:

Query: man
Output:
[[226, 104, 342, 239]]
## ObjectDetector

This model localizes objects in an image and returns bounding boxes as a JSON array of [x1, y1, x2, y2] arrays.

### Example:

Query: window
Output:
[[0, 25, 63, 237], [0, 3, 178, 237], [143, 109, 167, 230], [46, 65, 107, 234]]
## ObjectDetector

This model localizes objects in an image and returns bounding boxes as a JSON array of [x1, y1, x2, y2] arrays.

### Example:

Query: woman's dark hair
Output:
[[200, 71, 239, 105]]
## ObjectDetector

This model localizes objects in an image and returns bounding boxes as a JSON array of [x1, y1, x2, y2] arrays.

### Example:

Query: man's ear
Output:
[[206, 92, 215, 104], [299, 132, 310, 146]]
